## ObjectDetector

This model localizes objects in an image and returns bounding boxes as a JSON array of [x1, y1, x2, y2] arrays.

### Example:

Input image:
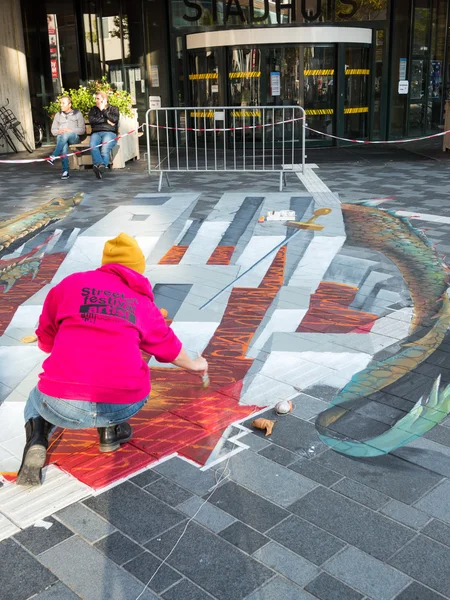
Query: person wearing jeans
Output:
[[88, 91, 120, 179], [17, 233, 208, 486], [49, 96, 85, 180]]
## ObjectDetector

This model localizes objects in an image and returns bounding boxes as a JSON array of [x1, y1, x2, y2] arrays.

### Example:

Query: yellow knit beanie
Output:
[[101, 232, 146, 274]]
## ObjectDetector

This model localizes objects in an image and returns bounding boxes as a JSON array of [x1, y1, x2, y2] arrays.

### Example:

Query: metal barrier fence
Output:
[[145, 106, 306, 191]]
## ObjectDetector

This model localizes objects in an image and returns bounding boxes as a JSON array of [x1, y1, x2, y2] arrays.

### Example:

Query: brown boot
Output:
[[17, 417, 52, 486], [97, 422, 132, 453]]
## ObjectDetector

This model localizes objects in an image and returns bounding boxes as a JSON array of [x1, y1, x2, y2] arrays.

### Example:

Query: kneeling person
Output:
[[17, 233, 208, 486]]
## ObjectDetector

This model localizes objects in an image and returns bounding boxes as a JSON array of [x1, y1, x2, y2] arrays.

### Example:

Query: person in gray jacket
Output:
[[49, 96, 85, 179]]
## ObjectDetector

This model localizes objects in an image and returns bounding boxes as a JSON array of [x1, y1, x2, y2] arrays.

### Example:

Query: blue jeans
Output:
[[53, 132, 80, 171], [24, 386, 147, 433], [90, 131, 117, 167]]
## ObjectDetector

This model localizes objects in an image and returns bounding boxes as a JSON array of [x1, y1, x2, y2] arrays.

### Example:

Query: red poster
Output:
[[51, 59, 59, 79]]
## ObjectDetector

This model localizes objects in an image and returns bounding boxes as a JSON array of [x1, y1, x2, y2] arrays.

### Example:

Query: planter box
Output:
[[69, 109, 140, 169]]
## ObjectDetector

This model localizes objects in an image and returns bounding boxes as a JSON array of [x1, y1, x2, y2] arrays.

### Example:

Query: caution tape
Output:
[[306, 108, 334, 115], [305, 125, 450, 145], [0, 126, 143, 164], [304, 69, 334, 76], [344, 107, 369, 114], [189, 73, 218, 80], [345, 69, 370, 75], [230, 110, 261, 117], [229, 72, 261, 78]]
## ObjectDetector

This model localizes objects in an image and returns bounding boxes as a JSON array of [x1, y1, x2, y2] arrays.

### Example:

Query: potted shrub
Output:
[[44, 76, 133, 121]]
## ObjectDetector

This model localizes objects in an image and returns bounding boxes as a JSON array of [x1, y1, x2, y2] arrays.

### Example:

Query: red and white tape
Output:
[[305, 125, 450, 145]]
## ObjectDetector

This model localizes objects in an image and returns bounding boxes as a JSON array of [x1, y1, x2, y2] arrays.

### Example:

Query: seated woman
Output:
[[17, 233, 208, 486]]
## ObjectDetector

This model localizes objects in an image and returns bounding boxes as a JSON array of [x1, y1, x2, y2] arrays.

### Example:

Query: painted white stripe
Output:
[[187, 26, 372, 50]]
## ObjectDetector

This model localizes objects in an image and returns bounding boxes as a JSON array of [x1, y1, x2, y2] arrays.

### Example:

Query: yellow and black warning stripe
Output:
[[190, 111, 216, 118], [189, 73, 219, 80], [230, 110, 261, 117], [345, 69, 370, 75], [229, 72, 261, 78], [305, 108, 334, 115], [344, 106, 369, 114], [304, 69, 335, 76]]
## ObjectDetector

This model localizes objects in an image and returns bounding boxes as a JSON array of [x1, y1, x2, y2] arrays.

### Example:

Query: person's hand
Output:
[[107, 119, 114, 126], [189, 354, 208, 377], [58, 128, 70, 134]]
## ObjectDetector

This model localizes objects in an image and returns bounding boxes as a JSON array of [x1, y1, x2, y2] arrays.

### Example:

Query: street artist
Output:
[[17, 233, 208, 486]]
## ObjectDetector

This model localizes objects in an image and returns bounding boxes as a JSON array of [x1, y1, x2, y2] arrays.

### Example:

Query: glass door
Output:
[[302, 45, 335, 145], [341, 45, 371, 140]]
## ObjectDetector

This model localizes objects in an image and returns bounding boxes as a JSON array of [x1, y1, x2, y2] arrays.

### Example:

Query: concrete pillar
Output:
[[0, 0, 34, 153]]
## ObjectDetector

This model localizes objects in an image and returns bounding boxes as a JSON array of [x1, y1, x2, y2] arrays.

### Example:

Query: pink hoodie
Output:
[[36, 264, 182, 404]]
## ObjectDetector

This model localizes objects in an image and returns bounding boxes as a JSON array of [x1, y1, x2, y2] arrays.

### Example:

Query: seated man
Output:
[[49, 95, 85, 180], [89, 91, 120, 179], [17, 233, 208, 486]]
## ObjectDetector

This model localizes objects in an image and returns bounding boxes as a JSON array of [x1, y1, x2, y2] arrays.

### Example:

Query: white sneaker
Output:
[[47, 155, 55, 166], [61, 171, 69, 180]]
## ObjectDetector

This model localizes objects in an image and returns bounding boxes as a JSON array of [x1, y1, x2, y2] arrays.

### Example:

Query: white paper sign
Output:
[[398, 80, 409, 95], [149, 96, 161, 109], [270, 72, 281, 96], [214, 111, 225, 120], [211, 84, 219, 93]]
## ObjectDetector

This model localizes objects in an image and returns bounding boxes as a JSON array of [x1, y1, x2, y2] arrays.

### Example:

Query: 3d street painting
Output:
[[0, 185, 449, 505]]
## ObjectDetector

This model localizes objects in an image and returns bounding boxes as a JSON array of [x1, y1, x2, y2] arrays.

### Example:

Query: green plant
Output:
[[44, 76, 134, 119]]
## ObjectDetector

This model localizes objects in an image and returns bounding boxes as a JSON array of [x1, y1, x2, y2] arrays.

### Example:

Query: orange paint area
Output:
[[158, 245, 189, 264], [297, 281, 378, 334], [207, 246, 235, 265]]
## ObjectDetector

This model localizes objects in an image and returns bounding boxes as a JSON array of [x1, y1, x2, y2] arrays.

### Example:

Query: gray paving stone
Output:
[[154, 457, 218, 495], [162, 579, 213, 600], [30, 581, 81, 599], [145, 520, 272, 600], [415, 481, 450, 524], [289, 487, 415, 561], [13, 516, 74, 555], [394, 582, 447, 600], [305, 573, 363, 600], [243, 413, 326, 456], [84, 481, 185, 544], [325, 546, 411, 600], [39, 536, 159, 600], [240, 433, 271, 452], [218, 450, 317, 507], [424, 424, 450, 447], [389, 535, 450, 597], [205, 480, 289, 532], [177, 496, 236, 533], [331, 478, 390, 510], [422, 519, 450, 548], [380, 500, 430, 530], [55, 502, 116, 542], [123, 550, 183, 594], [219, 521, 268, 554], [314, 451, 442, 504], [145, 477, 193, 507], [258, 444, 297, 466], [290, 394, 330, 421], [393, 437, 450, 478], [130, 469, 162, 488], [94, 531, 144, 566], [288, 458, 343, 487], [0, 538, 58, 600], [267, 515, 345, 566], [253, 541, 319, 587], [244, 576, 315, 600]]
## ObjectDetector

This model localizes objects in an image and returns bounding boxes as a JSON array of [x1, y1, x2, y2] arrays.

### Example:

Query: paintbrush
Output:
[[198, 352, 210, 388]]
